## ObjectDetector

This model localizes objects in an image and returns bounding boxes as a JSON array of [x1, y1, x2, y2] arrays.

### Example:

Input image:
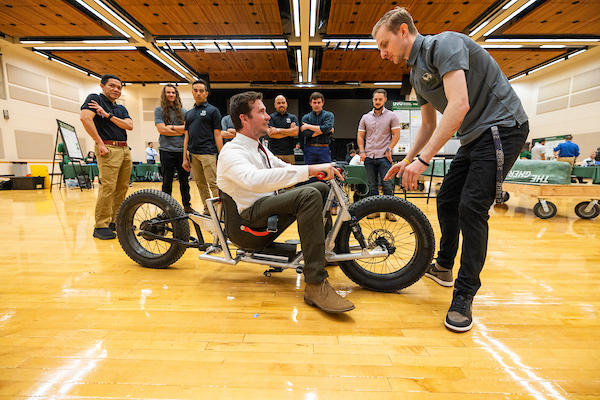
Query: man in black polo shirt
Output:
[[80, 74, 133, 240], [267, 94, 299, 164], [182, 79, 222, 214]]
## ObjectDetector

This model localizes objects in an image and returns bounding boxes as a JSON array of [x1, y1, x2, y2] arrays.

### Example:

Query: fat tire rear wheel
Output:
[[116, 189, 189, 268], [335, 195, 435, 292]]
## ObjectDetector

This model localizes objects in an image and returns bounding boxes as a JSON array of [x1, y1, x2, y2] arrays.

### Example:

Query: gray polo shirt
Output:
[[154, 106, 187, 152], [408, 32, 528, 145]]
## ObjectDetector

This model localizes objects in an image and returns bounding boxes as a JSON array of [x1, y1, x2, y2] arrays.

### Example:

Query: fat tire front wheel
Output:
[[116, 189, 189, 268], [335, 195, 435, 292]]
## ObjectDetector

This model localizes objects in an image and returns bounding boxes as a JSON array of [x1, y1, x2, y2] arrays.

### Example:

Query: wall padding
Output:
[[6, 64, 47, 92], [15, 130, 54, 160]]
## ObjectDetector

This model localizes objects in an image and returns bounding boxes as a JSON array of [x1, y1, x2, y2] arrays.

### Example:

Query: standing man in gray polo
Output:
[[375, 7, 528, 332], [357, 88, 401, 221]]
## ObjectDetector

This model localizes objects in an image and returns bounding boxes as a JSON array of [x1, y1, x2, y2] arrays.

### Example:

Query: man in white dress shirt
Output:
[[217, 91, 355, 313]]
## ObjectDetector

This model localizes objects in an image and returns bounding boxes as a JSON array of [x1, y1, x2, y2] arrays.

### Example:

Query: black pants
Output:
[[436, 122, 529, 296], [160, 150, 191, 207]]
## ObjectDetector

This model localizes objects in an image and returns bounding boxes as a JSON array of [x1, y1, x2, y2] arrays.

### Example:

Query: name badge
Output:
[[286, 118, 291, 124], [200, 110, 207, 116]]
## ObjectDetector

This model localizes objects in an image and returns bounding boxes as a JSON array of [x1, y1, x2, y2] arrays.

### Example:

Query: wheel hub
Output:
[[367, 229, 396, 255], [139, 217, 166, 240]]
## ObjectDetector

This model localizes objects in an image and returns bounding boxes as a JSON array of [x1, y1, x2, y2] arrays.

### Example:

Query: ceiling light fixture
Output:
[[484, 0, 538, 36], [508, 73, 525, 82], [528, 58, 564, 74], [309, 0, 317, 37], [567, 49, 587, 58], [308, 56, 314, 82], [481, 45, 523, 48], [540, 45, 565, 48], [33, 50, 50, 59], [157, 47, 192, 76], [469, 21, 489, 37], [296, 49, 302, 74], [89, 0, 145, 38], [32, 46, 137, 51], [502, 0, 519, 9], [292, 0, 300, 37], [74, 0, 130, 38], [146, 51, 186, 79], [34, 51, 101, 78], [374, 82, 403, 86]]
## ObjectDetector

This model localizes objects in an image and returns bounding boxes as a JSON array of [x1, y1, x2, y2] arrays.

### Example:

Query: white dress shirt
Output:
[[217, 133, 309, 213]]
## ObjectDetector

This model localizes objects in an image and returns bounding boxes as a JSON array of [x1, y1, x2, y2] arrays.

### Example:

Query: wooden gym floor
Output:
[[1, 182, 599, 399]]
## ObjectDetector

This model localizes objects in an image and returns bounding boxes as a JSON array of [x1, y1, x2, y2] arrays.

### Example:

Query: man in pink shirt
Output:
[[357, 89, 401, 220]]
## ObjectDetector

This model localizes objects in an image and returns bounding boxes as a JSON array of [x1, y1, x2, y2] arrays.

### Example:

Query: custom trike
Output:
[[115, 172, 435, 293]]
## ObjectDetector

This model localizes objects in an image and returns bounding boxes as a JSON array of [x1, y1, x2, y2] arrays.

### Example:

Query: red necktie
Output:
[[258, 142, 271, 168], [258, 142, 281, 195]]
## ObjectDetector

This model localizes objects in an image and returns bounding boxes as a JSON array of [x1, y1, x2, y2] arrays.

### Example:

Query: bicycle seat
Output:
[[219, 190, 296, 252]]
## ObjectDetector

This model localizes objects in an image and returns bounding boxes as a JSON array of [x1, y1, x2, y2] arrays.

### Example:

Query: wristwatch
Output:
[[277, 128, 280, 133], [107, 113, 114, 121], [385, 148, 391, 152]]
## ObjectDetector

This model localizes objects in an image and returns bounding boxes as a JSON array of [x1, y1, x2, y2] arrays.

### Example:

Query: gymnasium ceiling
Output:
[[1, 0, 599, 88]]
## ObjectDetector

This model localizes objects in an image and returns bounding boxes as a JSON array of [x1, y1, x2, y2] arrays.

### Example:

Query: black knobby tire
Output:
[[533, 201, 557, 219], [116, 189, 189, 269], [574, 201, 600, 219], [335, 195, 435, 292]]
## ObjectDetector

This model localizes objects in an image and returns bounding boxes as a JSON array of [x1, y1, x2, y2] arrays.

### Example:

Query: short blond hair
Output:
[[372, 6, 417, 38]]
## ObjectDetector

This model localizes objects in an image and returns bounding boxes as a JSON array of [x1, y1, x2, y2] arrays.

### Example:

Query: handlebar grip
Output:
[[317, 172, 325, 180]]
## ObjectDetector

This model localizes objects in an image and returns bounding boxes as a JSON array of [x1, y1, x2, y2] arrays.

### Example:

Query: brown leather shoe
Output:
[[304, 279, 355, 313], [184, 205, 198, 214], [385, 212, 397, 222]]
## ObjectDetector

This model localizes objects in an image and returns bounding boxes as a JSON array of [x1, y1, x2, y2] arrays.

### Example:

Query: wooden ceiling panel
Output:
[[118, 0, 282, 36], [176, 50, 291, 82], [503, 0, 600, 36], [51, 50, 182, 82], [0, 0, 114, 37], [201, 4, 282, 35], [487, 49, 566, 77], [116, 4, 218, 36], [327, 0, 496, 35], [319, 50, 408, 82]]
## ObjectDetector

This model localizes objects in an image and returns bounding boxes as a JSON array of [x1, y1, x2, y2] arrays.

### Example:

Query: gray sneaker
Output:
[[445, 290, 474, 332], [424, 263, 453, 287]]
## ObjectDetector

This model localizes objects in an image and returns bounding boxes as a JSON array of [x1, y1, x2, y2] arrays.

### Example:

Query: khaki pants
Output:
[[558, 157, 575, 168], [95, 144, 132, 228], [190, 153, 218, 211], [274, 154, 295, 165]]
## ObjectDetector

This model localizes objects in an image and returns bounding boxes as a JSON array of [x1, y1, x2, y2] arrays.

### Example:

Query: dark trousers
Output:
[[436, 122, 529, 296], [160, 150, 191, 207], [365, 157, 394, 196], [240, 182, 331, 284], [304, 145, 331, 165]]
